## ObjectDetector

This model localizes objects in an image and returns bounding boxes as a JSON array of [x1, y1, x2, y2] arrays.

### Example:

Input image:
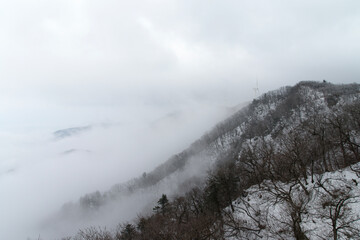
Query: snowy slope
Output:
[[47, 81, 360, 239], [225, 163, 360, 240]]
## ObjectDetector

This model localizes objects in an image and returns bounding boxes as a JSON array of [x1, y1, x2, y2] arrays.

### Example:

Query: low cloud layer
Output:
[[0, 103, 232, 239]]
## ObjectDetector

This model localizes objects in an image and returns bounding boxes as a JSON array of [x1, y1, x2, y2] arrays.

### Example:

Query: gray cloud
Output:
[[1, 1, 359, 116]]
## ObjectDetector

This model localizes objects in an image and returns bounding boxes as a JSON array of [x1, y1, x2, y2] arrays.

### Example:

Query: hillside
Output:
[[225, 162, 360, 239], [51, 81, 360, 240]]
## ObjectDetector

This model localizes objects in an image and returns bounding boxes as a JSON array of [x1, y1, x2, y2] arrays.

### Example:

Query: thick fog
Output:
[[0, 103, 235, 239], [1, 0, 360, 239]]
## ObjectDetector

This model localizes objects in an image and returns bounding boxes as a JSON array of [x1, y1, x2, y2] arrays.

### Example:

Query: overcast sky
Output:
[[1, 1, 360, 239], [1, 0, 360, 130]]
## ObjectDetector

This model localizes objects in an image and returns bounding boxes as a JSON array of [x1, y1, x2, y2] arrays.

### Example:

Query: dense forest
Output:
[[56, 81, 360, 240]]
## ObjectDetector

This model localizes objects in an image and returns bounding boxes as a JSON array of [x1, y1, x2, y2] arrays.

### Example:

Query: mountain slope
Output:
[[225, 163, 360, 240], [50, 81, 360, 239], [109, 81, 360, 194]]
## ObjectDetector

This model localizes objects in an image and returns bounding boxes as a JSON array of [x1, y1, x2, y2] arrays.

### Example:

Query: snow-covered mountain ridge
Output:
[[52, 81, 360, 239]]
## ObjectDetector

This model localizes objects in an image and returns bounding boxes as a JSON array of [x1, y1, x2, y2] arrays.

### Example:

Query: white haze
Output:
[[0, 0, 360, 239], [41, 144, 214, 239], [0, 103, 233, 239]]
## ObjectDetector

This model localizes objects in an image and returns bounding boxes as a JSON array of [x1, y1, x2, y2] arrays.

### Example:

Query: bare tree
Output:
[[222, 198, 264, 239], [263, 180, 310, 240], [73, 227, 112, 240], [315, 177, 360, 240]]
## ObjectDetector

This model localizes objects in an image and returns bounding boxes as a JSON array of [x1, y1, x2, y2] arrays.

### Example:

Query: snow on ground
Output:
[[225, 163, 360, 240]]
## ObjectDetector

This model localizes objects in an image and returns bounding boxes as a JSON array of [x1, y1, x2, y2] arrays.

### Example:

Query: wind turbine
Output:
[[253, 79, 259, 98]]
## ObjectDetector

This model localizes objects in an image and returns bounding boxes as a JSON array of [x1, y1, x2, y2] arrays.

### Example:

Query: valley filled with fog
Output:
[[0, 102, 238, 239]]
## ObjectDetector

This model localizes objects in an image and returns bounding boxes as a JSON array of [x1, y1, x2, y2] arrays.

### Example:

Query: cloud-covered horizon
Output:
[[1, 0, 359, 130]]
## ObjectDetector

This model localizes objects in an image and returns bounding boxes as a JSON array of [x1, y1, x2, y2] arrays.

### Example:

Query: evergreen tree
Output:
[[153, 194, 169, 215]]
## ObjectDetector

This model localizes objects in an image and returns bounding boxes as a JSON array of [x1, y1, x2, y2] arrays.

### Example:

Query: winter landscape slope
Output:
[[225, 163, 360, 239], [48, 81, 360, 240]]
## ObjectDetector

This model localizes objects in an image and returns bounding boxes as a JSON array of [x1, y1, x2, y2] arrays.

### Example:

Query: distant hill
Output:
[[53, 126, 92, 139]]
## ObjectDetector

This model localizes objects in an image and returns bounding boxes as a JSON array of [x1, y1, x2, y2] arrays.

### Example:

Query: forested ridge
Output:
[[57, 81, 360, 240]]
